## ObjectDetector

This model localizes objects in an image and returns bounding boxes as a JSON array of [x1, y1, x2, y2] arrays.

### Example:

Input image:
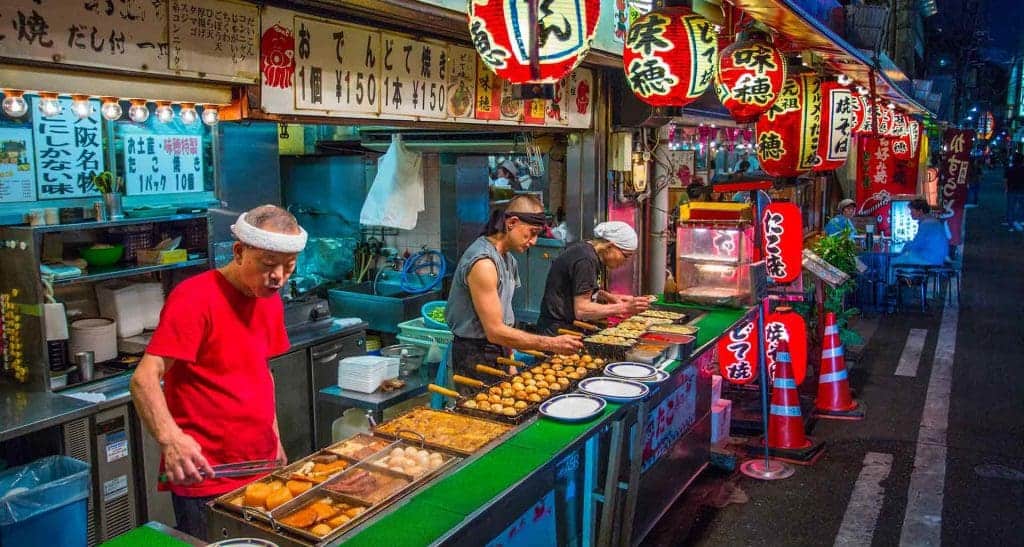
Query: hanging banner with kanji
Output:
[[815, 82, 856, 171], [938, 128, 975, 246], [475, 58, 503, 120], [32, 97, 104, 200], [717, 320, 759, 385], [762, 202, 803, 284], [123, 135, 205, 196], [855, 134, 900, 234]]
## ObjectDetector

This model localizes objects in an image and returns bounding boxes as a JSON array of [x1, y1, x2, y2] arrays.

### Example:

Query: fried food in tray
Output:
[[226, 478, 296, 512], [323, 468, 410, 504], [278, 452, 351, 484], [614, 320, 650, 332], [597, 327, 642, 339], [327, 434, 391, 460], [620, 315, 675, 327], [584, 334, 637, 347], [638, 310, 687, 321], [461, 354, 604, 416], [275, 494, 369, 539], [647, 323, 700, 336], [374, 408, 512, 454]]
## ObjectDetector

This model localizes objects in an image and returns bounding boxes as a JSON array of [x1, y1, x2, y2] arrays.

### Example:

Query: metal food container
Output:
[[639, 332, 697, 361]]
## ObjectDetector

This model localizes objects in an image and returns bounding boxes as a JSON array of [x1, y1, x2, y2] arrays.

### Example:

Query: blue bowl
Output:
[[421, 300, 448, 329]]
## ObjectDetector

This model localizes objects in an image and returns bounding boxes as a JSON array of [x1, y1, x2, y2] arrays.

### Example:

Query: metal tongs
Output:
[[158, 458, 285, 483]]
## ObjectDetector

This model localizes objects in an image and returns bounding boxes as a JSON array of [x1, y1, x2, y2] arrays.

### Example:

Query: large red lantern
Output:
[[755, 73, 823, 177], [718, 320, 759, 385], [623, 7, 718, 107], [469, 0, 601, 84], [762, 202, 803, 284], [765, 307, 808, 384], [815, 82, 857, 171], [714, 35, 786, 123]]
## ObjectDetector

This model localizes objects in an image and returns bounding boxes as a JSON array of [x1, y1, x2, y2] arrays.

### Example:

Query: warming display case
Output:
[[675, 220, 757, 308]]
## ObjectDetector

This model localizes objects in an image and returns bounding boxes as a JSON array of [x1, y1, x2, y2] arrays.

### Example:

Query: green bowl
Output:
[[80, 244, 124, 267]]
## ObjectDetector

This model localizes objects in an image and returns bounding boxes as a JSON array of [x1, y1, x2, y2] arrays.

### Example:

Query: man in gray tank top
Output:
[[446, 195, 583, 384]]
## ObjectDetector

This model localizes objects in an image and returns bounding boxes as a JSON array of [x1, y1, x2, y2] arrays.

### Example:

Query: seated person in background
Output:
[[825, 199, 857, 239], [892, 198, 950, 269]]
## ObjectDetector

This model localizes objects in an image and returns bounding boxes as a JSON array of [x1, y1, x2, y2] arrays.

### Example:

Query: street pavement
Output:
[[643, 169, 1024, 546]]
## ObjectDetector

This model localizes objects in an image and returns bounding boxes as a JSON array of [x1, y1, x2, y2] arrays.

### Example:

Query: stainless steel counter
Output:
[[0, 320, 368, 445], [0, 389, 97, 442]]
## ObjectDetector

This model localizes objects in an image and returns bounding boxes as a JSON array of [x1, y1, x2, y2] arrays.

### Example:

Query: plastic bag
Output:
[[360, 135, 424, 229], [0, 456, 90, 526]]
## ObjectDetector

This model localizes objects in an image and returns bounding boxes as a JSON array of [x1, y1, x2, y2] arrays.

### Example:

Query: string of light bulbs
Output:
[[1, 89, 220, 126]]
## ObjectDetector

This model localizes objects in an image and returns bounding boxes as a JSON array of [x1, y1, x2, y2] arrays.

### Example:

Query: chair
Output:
[[893, 265, 933, 313], [932, 259, 963, 307]]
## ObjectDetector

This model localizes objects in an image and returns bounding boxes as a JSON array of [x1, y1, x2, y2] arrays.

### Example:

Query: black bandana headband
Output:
[[481, 210, 547, 236]]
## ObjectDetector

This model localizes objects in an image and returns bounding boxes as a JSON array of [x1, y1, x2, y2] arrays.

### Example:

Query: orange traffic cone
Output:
[[767, 340, 811, 450], [814, 312, 865, 420]]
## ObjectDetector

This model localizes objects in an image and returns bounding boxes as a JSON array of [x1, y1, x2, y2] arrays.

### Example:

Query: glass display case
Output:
[[675, 220, 756, 308]]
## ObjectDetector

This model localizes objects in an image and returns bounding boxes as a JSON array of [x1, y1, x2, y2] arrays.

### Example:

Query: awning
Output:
[[730, 0, 936, 119]]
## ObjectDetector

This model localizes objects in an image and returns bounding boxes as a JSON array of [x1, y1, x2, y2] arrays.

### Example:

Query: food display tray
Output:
[[373, 407, 515, 456], [583, 339, 633, 362]]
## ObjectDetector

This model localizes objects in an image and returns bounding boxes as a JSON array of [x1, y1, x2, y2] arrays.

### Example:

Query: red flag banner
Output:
[[938, 129, 975, 246]]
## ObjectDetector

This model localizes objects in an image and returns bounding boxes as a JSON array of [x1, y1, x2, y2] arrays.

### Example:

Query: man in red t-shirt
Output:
[[130, 205, 307, 540]]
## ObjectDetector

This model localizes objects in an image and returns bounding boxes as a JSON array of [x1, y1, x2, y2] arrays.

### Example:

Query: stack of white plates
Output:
[[337, 356, 400, 393]]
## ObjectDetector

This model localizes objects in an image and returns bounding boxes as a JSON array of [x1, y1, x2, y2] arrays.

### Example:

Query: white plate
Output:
[[604, 362, 658, 380], [578, 377, 649, 403], [635, 370, 671, 386], [540, 394, 607, 422]]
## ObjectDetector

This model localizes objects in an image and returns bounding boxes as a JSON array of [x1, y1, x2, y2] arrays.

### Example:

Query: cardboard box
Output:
[[136, 248, 187, 265], [712, 374, 723, 404], [711, 399, 733, 445]]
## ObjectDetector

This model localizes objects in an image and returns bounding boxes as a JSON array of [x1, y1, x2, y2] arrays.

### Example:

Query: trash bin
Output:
[[0, 456, 90, 547]]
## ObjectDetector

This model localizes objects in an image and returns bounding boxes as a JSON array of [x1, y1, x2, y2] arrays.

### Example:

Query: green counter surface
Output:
[[340, 306, 747, 547]]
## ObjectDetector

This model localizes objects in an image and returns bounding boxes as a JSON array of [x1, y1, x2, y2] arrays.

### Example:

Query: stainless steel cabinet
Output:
[[269, 350, 312, 461]]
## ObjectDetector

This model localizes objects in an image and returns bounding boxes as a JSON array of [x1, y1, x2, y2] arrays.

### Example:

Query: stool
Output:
[[893, 266, 933, 313]]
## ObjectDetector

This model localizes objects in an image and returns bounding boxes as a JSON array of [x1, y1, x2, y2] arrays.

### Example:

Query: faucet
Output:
[[372, 256, 403, 296]]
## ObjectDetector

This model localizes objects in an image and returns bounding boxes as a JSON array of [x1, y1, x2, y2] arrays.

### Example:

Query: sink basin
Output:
[[328, 281, 441, 333]]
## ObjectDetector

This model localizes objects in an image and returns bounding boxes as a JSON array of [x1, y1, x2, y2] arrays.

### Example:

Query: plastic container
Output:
[[421, 300, 448, 330], [380, 344, 426, 377], [396, 318, 454, 349], [79, 244, 124, 267], [0, 456, 90, 547]]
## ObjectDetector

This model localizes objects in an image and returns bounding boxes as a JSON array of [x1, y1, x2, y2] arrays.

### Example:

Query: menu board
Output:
[[446, 45, 478, 119], [293, 16, 381, 114], [168, 0, 259, 81], [0, 127, 36, 203], [32, 97, 104, 200], [380, 34, 450, 119], [123, 134, 205, 195], [258, 5, 594, 128]]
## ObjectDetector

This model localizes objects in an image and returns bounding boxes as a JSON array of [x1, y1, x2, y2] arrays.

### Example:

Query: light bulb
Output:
[[179, 102, 197, 125], [837, 74, 852, 86], [70, 95, 92, 119], [856, 86, 868, 96], [887, 102, 896, 110], [1, 90, 27, 118], [100, 97, 122, 121], [128, 100, 149, 123], [38, 92, 61, 117], [201, 105, 219, 126], [155, 101, 174, 123]]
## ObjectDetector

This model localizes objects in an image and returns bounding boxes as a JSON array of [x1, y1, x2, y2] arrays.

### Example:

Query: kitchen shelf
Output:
[[52, 257, 209, 286], [8, 213, 206, 234]]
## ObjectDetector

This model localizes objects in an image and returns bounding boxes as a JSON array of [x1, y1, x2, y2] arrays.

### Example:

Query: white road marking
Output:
[[895, 329, 929, 377], [900, 303, 958, 546], [834, 452, 894, 547]]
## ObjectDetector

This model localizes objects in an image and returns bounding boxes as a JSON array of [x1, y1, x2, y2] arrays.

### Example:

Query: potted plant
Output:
[[796, 229, 864, 348], [91, 171, 124, 220]]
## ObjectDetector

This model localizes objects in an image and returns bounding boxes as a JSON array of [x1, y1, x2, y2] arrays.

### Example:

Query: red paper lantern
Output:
[[755, 74, 823, 177], [765, 307, 808, 385], [718, 320, 759, 385], [762, 202, 803, 284], [815, 82, 857, 171], [714, 35, 786, 123], [623, 7, 718, 107], [469, 0, 601, 84]]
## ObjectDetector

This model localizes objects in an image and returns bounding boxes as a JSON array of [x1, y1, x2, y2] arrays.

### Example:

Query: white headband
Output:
[[230, 212, 308, 253]]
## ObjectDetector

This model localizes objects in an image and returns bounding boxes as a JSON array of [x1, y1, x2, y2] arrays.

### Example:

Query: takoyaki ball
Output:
[[500, 382, 512, 389], [489, 394, 502, 404], [515, 391, 528, 400], [501, 389, 514, 398], [464, 400, 479, 409], [528, 394, 542, 403], [479, 401, 492, 411], [514, 400, 528, 410], [525, 384, 538, 393], [503, 407, 517, 416], [475, 393, 489, 401], [538, 388, 551, 397], [502, 397, 515, 406]]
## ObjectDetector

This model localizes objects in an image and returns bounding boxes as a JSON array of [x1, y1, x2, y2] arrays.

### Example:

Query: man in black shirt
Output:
[[537, 221, 650, 335]]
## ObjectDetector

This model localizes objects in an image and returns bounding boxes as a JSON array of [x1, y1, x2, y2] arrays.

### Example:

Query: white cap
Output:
[[838, 198, 857, 212], [500, 160, 518, 177], [594, 221, 638, 252]]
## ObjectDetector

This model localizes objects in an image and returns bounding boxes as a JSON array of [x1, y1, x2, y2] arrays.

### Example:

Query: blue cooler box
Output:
[[0, 456, 90, 547]]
